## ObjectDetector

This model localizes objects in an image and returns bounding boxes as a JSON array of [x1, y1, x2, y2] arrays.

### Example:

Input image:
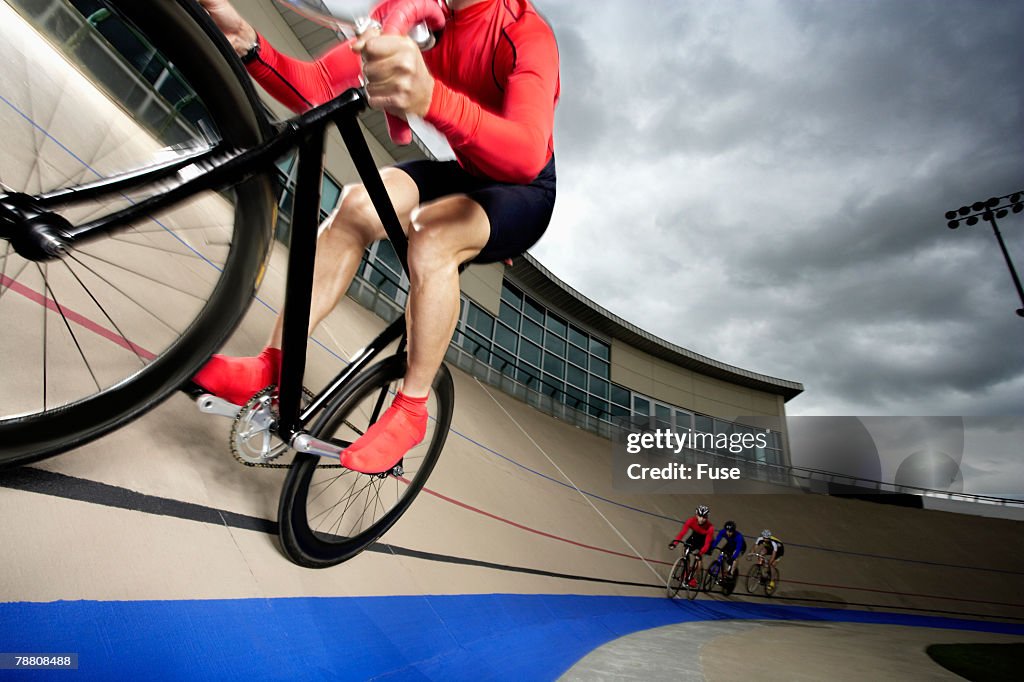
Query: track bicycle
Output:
[[745, 551, 780, 596], [0, 0, 455, 567], [666, 544, 704, 601], [702, 547, 738, 596]]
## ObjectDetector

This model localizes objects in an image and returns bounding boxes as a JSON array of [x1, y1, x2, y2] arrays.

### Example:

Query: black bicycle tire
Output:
[[666, 556, 686, 599], [703, 558, 720, 594], [722, 563, 736, 596], [278, 354, 455, 568], [686, 557, 703, 601], [0, 0, 275, 467], [745, 563, 762, 594]]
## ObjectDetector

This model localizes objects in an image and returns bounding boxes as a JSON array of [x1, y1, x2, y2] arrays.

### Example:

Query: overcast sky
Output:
[[502, 0, 1024, 419]]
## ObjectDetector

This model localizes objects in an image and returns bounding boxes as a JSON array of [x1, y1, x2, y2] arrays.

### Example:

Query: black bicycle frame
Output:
[[275, 103, 414, 444]]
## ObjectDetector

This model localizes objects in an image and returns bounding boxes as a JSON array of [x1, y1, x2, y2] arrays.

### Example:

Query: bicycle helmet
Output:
[[724, 520, 736, 531], [761, 529, 772, 539], [696, 505, 710, 517]]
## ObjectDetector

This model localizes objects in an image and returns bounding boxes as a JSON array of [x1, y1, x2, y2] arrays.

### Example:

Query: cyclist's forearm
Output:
[[246, 38, 363, 113]]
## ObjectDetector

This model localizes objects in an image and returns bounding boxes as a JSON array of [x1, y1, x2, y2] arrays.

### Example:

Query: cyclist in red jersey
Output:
[[668, 504, 714, 588], [193, 0, 559, 474], [669, 504, 716, 555]]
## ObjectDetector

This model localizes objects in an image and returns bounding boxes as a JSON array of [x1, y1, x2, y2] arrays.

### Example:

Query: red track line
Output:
[[417, 483, 673, 566], [2, 274, 156, 360]]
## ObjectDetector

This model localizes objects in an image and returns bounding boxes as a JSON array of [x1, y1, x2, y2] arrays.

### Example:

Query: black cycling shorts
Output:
[[394, 157, 556, 264]]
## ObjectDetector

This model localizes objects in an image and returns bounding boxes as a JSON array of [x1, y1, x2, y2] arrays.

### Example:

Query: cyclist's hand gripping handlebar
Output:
[[368, 0, 447, 144]]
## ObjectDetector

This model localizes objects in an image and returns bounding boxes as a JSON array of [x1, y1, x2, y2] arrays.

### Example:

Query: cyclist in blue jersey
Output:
[[709, 520, 746, 581]]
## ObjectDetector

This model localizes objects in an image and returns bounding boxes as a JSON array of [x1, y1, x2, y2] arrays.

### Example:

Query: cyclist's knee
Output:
[[335, 185, 386, 243]]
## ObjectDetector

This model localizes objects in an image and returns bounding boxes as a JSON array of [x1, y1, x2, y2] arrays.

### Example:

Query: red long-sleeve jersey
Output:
[[673, 516, 715, 554], [244, 0, 559, 184]]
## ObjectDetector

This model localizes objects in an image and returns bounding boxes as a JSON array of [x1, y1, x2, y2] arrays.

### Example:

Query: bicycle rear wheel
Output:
[[685, 558, 703, 601], [278, 354, 455, 568], [0, 0, 275, 465]]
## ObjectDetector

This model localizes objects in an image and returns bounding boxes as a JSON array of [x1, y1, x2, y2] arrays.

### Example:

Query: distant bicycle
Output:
[[745, 552, 780, 596], [702, 547, 737, 596], [667, 545, 704, 601]]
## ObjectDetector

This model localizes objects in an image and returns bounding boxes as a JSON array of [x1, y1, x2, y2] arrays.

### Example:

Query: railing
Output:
[[662, 444, 1024, 508], [17, 0, 205, 145]]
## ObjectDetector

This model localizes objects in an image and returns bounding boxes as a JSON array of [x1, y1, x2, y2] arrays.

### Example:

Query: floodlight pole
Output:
[[945, 191, 1024, 318], [985, 213, 1024, 318]]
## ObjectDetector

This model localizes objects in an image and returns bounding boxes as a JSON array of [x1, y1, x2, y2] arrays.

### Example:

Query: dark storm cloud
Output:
[[532, 0, 1024, 419]]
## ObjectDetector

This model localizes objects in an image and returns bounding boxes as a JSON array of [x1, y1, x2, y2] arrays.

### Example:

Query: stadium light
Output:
[[945, 189, 1024, 318]]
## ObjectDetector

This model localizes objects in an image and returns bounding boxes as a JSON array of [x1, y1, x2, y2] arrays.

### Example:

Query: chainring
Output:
[[229, 385, 325, 468]]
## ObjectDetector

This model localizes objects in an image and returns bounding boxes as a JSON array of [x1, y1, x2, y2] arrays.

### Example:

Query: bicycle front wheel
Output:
[[666, 556, 686, 599], [278, 354, 455, 568], [0, 0, 275, 466], [746, 564, 763, 594], [703, 560, 720, 594]]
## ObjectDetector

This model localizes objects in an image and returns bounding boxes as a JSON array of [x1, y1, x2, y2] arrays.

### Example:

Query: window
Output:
[[543, 352, 565, 379], [523, 296, 544, 323], [520, 339, 542, 368], [522, 318, 543, 345], [498, 301, 520, 329], [466, 302, 494, 338], [545, 313, 567, 338], [544, 333, 566, 356], [568, 325, 588, 349], [494, 323, 518, 354], [611, 385, 631, 409], [590, 338, 610, 361], [501, 282, 523, 308], [567, 344, 588, 370], [567, 364, 587, 389]]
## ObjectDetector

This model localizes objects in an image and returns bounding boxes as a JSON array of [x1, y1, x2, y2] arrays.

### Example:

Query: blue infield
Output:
[[1, 594, 1021, 681]]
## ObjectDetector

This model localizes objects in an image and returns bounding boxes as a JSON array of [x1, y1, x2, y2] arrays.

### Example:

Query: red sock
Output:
[[340, 392, 428, 474], [193, 346, 281, 406]]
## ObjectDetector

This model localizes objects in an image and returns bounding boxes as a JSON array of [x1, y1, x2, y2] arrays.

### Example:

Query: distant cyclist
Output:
[[668, 505, 715, 587], [709, 520, 746, 580], [755, 529, 784, 590]]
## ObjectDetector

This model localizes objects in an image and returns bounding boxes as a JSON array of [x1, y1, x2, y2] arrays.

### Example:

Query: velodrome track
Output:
[[1, 244, 1023, 680]]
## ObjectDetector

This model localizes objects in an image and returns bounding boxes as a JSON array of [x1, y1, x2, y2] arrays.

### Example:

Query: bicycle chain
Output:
[[228, 386, 346, 470]]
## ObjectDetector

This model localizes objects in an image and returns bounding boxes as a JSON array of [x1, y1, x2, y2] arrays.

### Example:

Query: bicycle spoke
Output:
[[75, 250, 207, 302], [106, 235, 206, 259], [38, 263, 101, 394], [67, 252, 190, 336], [310, 474, 374, 531], [0, 254, 29, 301], [59, 256, 148, 367]]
